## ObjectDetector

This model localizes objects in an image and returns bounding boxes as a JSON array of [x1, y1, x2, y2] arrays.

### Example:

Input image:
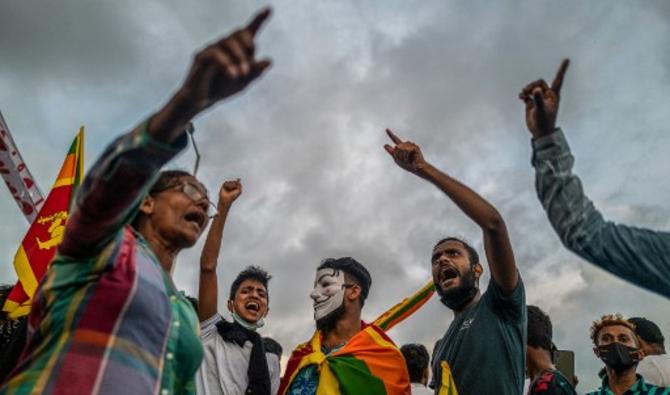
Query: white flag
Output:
[[0, 111, 44, 223]]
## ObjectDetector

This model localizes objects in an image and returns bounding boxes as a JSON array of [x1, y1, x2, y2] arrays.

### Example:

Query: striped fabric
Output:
[[586, 375, 670, 395], [373, 281, 434, 331], [279, 282, 434, 395], [0, 121, 202, 395], [3, 129, 84, 318], [279, 324, 409, 395], [436, 362, 458, 395]]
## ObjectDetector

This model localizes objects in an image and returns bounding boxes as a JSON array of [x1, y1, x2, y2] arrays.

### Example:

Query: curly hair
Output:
[[590, 313, 637, 346]]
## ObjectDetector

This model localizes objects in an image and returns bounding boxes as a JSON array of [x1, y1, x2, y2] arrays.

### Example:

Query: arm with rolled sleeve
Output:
[[531, 129, 670, 298], [59, 120, 188, 259]]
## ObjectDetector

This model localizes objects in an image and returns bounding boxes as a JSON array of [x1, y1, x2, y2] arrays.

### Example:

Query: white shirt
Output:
[[638, 354, 670, 387], [195, 314, 281, 395], [411, 382, 434, 395]]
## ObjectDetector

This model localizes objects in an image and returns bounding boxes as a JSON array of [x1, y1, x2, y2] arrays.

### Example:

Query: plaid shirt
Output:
[[586, 374, 670, 395], [1, 121, 203, 395]]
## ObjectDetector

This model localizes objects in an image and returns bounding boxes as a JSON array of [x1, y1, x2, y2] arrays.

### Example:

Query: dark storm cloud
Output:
[[2, 0, 670, 390]]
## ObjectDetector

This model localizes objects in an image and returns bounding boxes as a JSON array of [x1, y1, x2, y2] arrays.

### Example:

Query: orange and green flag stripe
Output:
[[279, 281, 434, 395], [373, 280, 434, 332], [279, 324, 410, 395], [3, 127, 84, 318]]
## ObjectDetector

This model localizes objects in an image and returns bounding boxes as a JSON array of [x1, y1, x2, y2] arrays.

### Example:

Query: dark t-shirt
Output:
[[529, 369, 577, 395], [432, 278, 526, 395]]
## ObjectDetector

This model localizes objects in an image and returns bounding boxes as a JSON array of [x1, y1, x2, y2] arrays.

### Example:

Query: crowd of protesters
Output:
[[1, 6, 669, 395]]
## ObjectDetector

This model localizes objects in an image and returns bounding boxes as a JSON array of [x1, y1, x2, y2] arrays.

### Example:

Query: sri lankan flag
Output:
[[2, 128, 84, 318], [372, 280, 434, 331], [437, 361, 459, 395], [278, 281, 434, 395]]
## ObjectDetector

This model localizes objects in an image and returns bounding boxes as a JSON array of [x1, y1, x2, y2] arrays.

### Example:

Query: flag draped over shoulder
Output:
[[279, 324, 409, 395], [279, 281, 435, 395], [2, 128, 84, 318]]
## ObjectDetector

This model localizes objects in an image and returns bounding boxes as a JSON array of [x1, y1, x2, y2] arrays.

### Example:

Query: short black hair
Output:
[[400, 343, 430, 383], [263, 337, 283, 357], [630, 317, 665, 348], [527, 305, 553, 351], [318, 257, 372, 307], [229, 266, 272, 301], [434, 237, 480, 267]]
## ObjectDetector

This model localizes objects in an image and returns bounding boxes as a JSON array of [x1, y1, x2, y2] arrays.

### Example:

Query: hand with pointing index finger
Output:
[[178, 8, 272, 117], [384, 129, 429, 175], [519, 59, 570, 139]]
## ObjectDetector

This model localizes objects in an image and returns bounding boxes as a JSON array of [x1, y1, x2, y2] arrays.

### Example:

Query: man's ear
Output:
[[346, 285, 362, 303], [227, 299, 234, 313], [593, 347, 600, 358], [139, 195, 155, 216], [473, 263, 483, 279], [638, 349, 646, 360]]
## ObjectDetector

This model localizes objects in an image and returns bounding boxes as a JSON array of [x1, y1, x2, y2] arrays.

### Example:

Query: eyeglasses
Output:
[[155, 182, 218, 218]]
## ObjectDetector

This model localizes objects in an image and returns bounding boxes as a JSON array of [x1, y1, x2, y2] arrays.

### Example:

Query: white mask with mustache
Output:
[[310, 268, 346, 321]]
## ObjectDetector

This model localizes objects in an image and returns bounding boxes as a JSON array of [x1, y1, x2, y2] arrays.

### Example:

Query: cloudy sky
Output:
[[1, 1, 669, 392]]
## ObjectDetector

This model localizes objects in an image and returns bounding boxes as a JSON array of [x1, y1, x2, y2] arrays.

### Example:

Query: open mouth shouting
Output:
[[439, 266, 460, 289], [184, 209, 207, 233], [245, 300, 261, 314]]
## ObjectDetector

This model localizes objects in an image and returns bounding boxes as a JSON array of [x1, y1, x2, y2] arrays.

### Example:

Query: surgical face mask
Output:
[[232, 310, 265, 331], [435, 265, 478, 311], [597, 342, 641, 373], [310, 268, 346, 321]]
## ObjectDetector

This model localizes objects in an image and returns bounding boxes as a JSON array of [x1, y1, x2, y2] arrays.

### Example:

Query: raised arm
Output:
[[521, 59, 670, 299], [198, 179, 242, 321], [59, 9, 271, 259], [384, 130, 518, 293]]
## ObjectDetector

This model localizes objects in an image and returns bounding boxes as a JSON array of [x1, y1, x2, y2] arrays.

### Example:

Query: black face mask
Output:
[[597, 342, 641, 373], [435, 266, 478, 311]]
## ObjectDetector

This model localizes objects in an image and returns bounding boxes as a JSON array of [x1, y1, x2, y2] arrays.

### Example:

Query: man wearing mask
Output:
[[278, 257, 434, 395], [587, 314, 669, 394], [630, 317, 670, 387], [384, 129, 526, 394]]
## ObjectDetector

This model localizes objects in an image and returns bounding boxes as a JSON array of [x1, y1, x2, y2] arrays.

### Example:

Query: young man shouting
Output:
[[384, 129, 527, 394], [195, 180, 280, 395]]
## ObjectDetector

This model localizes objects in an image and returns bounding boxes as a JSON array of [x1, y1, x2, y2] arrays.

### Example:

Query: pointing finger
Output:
[[246, 8, 272, 36], [385, 128, 403, 144], [551, 58, 570, 96]]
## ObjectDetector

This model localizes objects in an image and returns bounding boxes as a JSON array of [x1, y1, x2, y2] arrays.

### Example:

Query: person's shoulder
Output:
[[481, 277, 525, 319], [530, 369, 576, 395]]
